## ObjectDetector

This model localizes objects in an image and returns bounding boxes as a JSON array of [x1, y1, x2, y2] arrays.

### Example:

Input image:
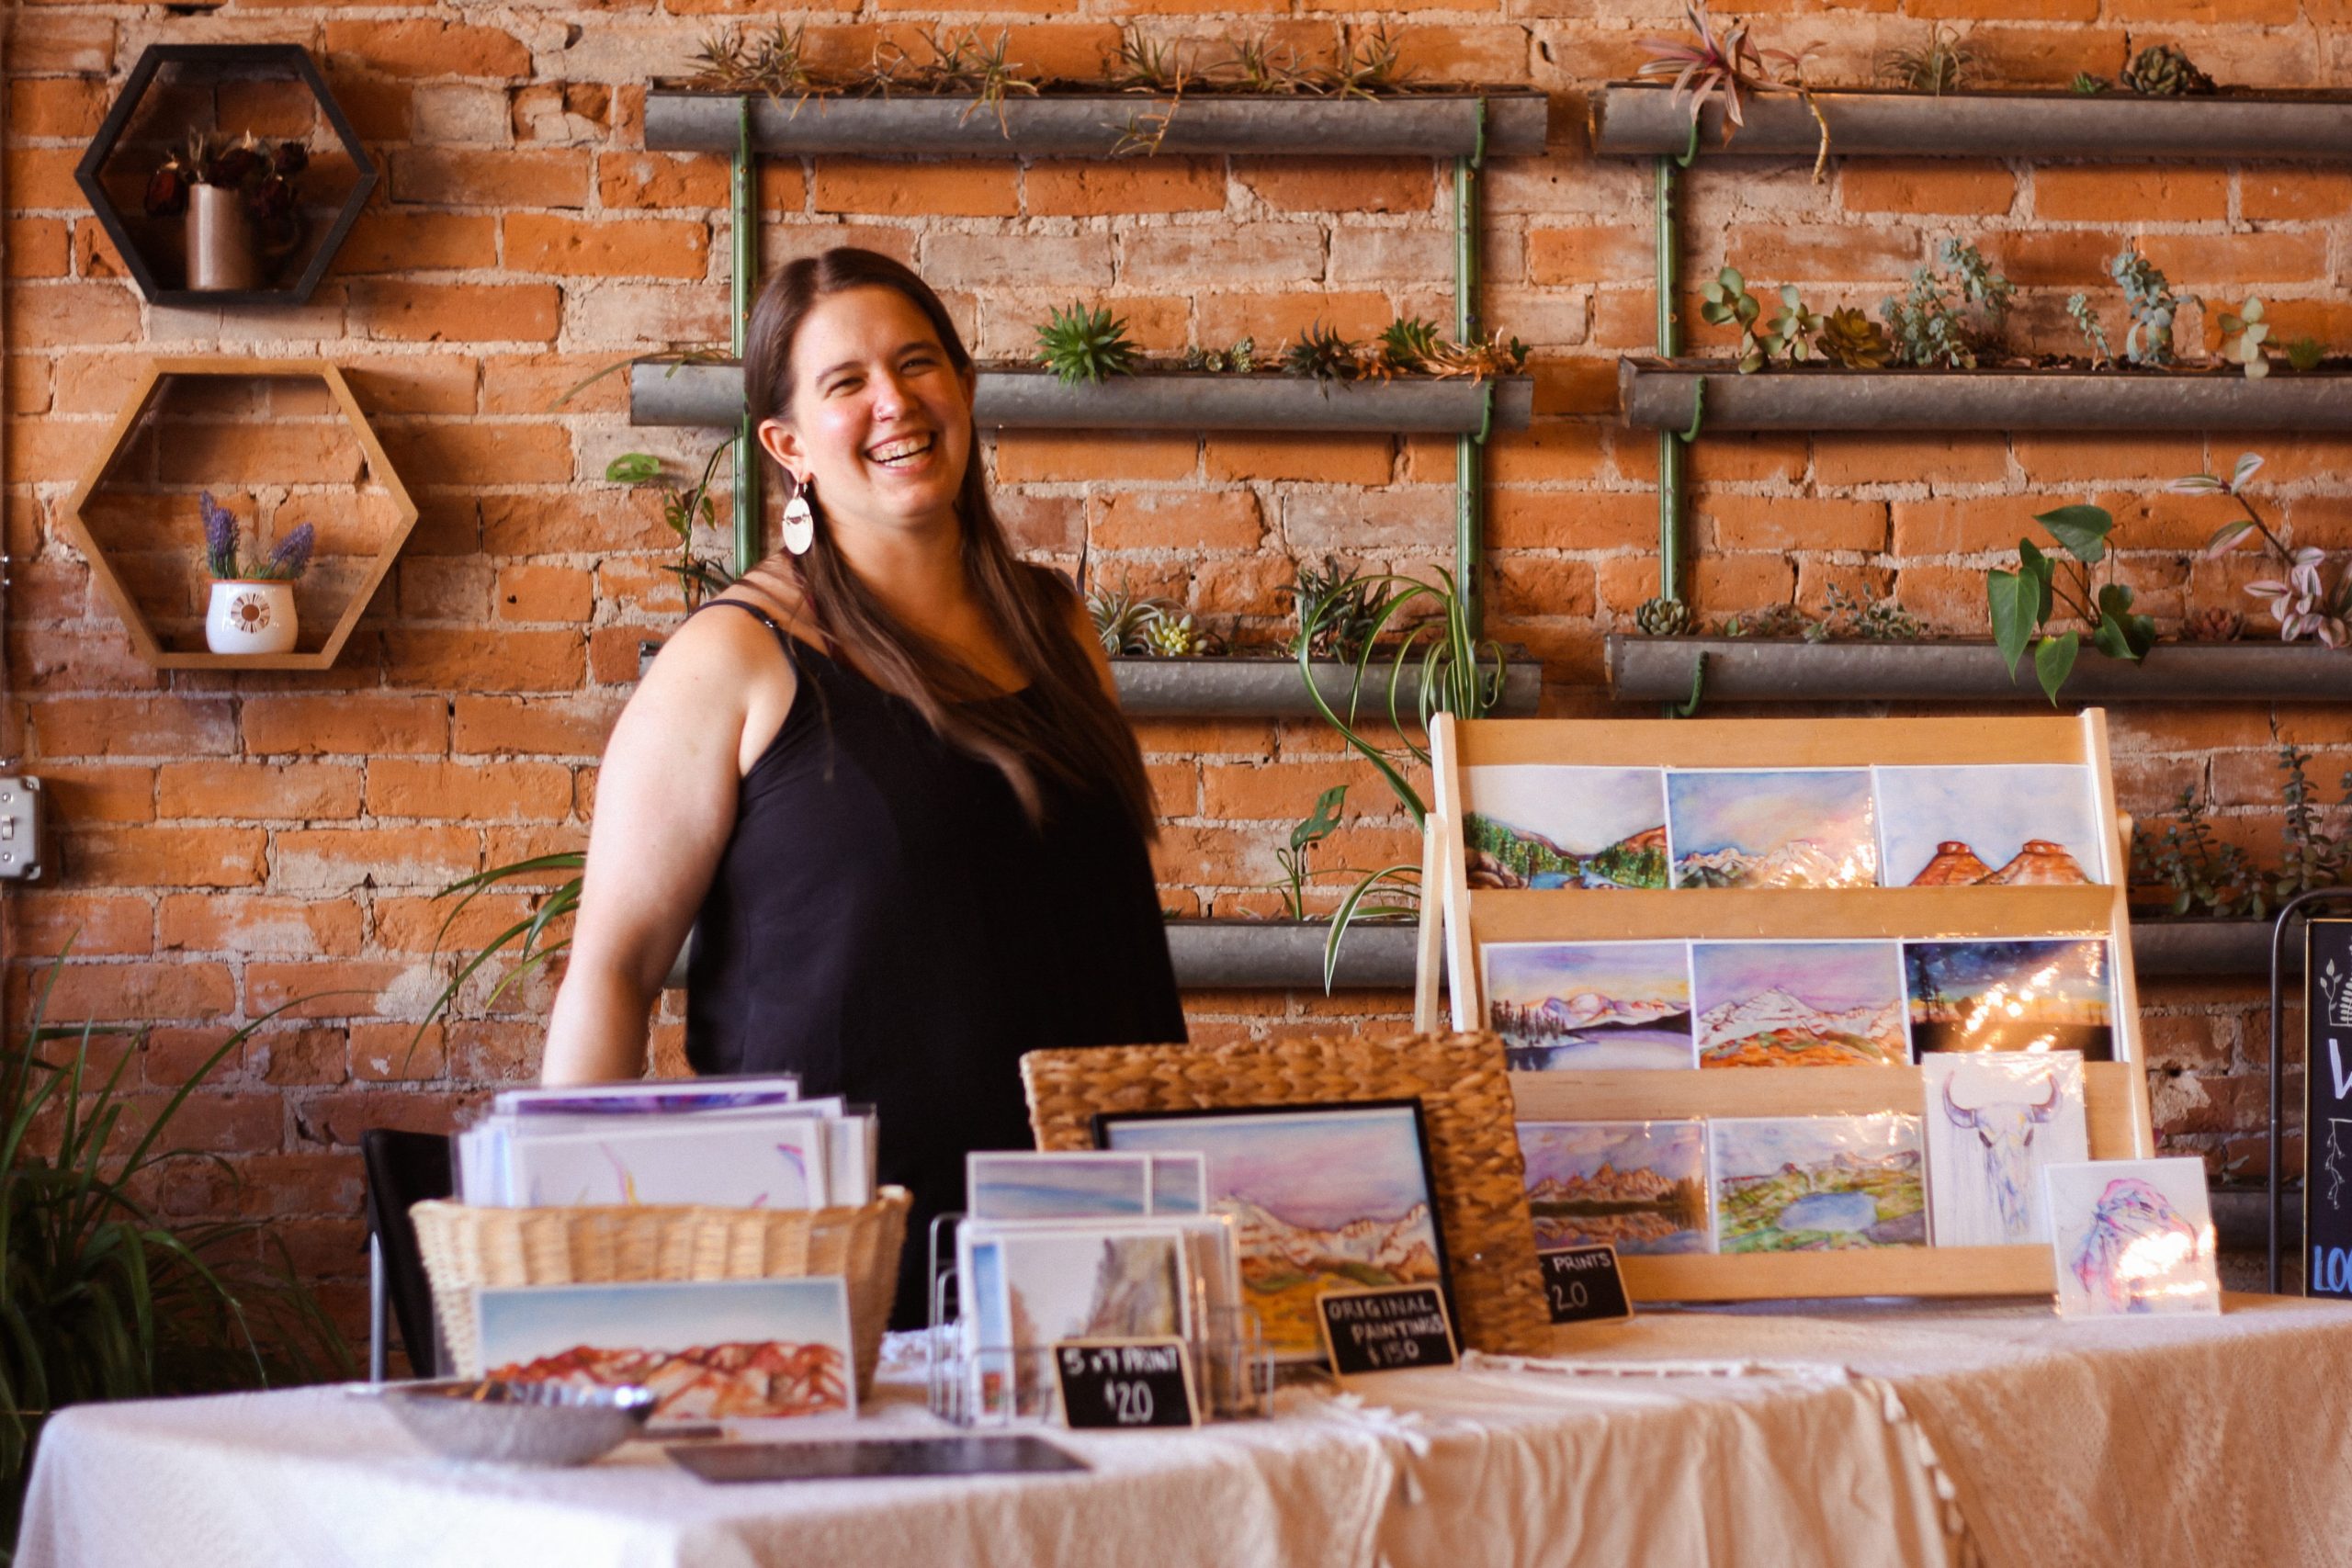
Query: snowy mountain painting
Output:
[[1690, 941, 1909, 1067], [1518, 1121, 1709, 1254], [1482, 941, 1696, 1070], [1666, 770, 1879, 889]]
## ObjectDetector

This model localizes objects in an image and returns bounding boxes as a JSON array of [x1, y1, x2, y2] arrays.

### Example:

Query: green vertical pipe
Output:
[[730, 97, 760, 574], [1453, 105, 1487, 639], [1654, 154, 1683, 606]]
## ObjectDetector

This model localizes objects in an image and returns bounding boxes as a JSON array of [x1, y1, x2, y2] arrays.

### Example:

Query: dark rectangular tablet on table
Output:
[[667, 1436, 1089, 1483]]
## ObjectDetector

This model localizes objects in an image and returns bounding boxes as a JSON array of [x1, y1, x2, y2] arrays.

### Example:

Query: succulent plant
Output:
[[1818, 581, 1922, 642], [1282, 556, 1398, 660], [2182, 605, 2243, 643], [1034, 302, 1138, 386], [1721, 604, 1816, 638], [1815, 308, 1893, 369], [1760, 286, 1826, 367], [1882, 239, 2014, 370], [2065, 293, 2113, 368], [2123, 42, 2215, 97], [1182, 337, 1256, 373], [2111, 243, 2190, 367], [2219, 297, 2271, 380], [1634, 595, 1694, 637], [1699, 266, 1766, 373], [1087, 579, 1175, 656], [1283, 321, 1362, 386], [1376, 316, 1446, 375], [2287, 335, 2327, 373], [2068, 72, 2109, 96], [1139, 609, 1214, 658]]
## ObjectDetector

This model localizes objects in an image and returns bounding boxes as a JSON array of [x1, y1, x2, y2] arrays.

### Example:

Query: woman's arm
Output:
[[539, 606, 791, 1083]]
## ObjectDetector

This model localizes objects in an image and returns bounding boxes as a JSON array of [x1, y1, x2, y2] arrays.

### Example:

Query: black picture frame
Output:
[[1091, 1098, 1457, 1359]]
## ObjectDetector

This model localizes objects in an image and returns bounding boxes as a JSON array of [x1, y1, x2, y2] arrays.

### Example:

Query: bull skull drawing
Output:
[[1942, 1069, 2062, 1239]]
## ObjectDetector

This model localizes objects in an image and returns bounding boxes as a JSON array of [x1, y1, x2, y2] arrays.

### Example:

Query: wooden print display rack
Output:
[[1411, 710, 2156, 1304]]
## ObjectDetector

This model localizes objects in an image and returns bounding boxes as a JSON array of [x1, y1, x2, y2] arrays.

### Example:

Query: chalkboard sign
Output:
[[1051, 1339, 1198, 1429], [1537, 1245, 1634, 1325], [2305, 919, 2352, 1299], [1317, 1284, 1458, 1376]]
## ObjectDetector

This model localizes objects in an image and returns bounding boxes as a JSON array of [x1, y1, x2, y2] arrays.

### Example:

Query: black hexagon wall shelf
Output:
[[75, 42, 378, 308]]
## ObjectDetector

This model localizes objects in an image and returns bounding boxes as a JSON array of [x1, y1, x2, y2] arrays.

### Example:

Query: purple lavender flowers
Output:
[[198, 492, 314, 581]]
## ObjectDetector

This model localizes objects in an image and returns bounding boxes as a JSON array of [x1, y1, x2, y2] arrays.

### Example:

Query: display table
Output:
[[19, 1295, 2352, 1568]]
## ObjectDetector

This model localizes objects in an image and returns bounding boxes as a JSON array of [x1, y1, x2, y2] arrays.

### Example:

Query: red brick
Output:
[[493, 563, 594, 623], [335, 212, 498, 275], [2137, 232, 2329, 287], [246, 960, 432, 1021], [158, 762, 364, 820], [378, 420, 576, 484], [273, 828, 481, 894], [2242, 169, 2352, 222], [1702, 496, 1887, 554], [1812, 433, 2011, 489], [598, 152, 729, 210], [504, 214, 710, 279], [995, 433, 1197, 484], [812, 161, 1019, 218], [11, 893, 151, 957], [1204, 434, 1389, 485], [1526, 225, 1654, 284], [29, 697, 234, 760], [390, 149, 591, 209], [3, 147, 84, 211], [379, 629, 583, 691], [452, 696, 624, 757], [7, 77, 108, 139], [322, 19, 530, 80], [2034, 166, 2229, 223], [352, 281, 561, 344], [34, 764, 153, 824], [1240, 159, 1432, 215], [67, 828, 267, 889], [1493, 558, 1598, 618], [6, 218, 71, 279], [1727, 224, 1921, 283], [1840, 162, 2016, 218], [1093, 491, 1262, 553], [1489, 491, 1655, 551], [365, 760, 574, 820], [242, 694, 450, 757], [159, 896, 365, 958], [1025, 161, 1224, 216]]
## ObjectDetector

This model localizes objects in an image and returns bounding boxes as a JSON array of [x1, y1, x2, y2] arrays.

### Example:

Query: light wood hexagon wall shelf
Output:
[[59, 357, 419, 671]]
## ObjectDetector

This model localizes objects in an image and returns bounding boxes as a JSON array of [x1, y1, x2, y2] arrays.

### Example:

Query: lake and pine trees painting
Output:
[[1460, 765, 1669, 890], [1483, 941, 1696, 1069]]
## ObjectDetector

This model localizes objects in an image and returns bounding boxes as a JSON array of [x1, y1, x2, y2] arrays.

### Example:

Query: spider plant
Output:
[[413, 852, 587, 1052], [0, 956, 352, 1545], [1298, 569, 1510, 987]]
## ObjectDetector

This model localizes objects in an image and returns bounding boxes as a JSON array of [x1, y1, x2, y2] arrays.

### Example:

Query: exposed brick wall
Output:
[[6, 5, 2348, 1327]]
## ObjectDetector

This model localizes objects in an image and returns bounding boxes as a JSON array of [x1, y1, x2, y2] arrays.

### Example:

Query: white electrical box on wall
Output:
[[0, 777, 44, 881]]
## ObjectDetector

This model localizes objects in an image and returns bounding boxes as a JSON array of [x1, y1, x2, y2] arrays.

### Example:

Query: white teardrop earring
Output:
[[782, 476, 815, 556]]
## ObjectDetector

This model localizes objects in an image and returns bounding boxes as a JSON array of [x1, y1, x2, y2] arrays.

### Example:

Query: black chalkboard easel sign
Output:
[[2305, 919, 2352, 1298], [1537, 1244, 1634, 1325], [1051, 1339, 1199, 1429], [1317, 1284, 1458, 1376]]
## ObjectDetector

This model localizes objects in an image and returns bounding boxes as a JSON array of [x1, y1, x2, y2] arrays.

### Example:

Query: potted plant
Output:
[[201, 491, 312, 656], [142, 132, 309, 292]]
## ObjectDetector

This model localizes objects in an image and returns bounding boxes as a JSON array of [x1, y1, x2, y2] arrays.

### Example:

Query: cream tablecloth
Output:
[[18, 1293, 2349, 1568]]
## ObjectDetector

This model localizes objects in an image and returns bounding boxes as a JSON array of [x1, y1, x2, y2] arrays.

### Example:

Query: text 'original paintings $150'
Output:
[[1095, 1102, 1452, 1362]]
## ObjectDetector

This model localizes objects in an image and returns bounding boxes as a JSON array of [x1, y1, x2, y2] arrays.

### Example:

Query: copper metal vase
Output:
[[186, 184, 259, 292]]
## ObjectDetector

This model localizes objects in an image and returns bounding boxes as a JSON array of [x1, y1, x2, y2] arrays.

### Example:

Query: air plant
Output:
[[2111, 243, 2190, 367], [142, 132, 307, 223], [1283, 321, 1363, 387], [1035, 302, 1139, 386], [1422, 329, 1529, 380], [2174, 451, 2351, 649], [198, 492, 313, 582], [2218, 297, 2271, 379], [1879, 24, 1974, 95], [1104, 25, 1194, 95], [1213, 31, 1313, 96], [1374, 316, 1447, 376], [2287, 335, 2327, 373], [1282, 555, 1398, 661], [687, 21, 819, 105], [1637, 4, 1828, 175], [1315, 24, 1416, 100], [1086, 577, 1176, 655], [2065, 292, 2113, 368]]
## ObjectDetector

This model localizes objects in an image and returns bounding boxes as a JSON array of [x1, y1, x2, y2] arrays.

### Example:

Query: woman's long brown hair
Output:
[[742, 246, 1157, 840]]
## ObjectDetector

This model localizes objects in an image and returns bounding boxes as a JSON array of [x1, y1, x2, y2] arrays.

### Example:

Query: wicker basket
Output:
[[411, 1188, 910, 1398]]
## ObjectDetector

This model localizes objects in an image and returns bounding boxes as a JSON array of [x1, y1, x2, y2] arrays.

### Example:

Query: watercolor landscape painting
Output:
[[1666, 770, 1879, 889], [1904, 939, 2114, 1059], [1874, 765, 2107, 888], [476, 1278, 854, 1419], [1518, 1121, 1709, 1255], [1098, 1103, 1447, 1360], [1483, 941, 1695, 1070], [1922, 1052, 2089, 1247], [1711, 1115, 1927, 1252], [967, 1153, 1150, 1221], [1691, 942, 1908, 1067], [2045, 1157, 2220, 1317], [1460, 765, 1668, 891]]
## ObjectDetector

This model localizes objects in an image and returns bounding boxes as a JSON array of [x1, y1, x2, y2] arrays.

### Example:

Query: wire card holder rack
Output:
[[922, 1213, 1277, 1427]]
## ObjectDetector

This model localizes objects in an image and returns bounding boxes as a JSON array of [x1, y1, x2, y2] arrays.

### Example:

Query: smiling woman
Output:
[[539, 249, 1185, 1325]]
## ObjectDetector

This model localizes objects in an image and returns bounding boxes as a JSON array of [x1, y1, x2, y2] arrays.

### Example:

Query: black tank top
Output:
[[682, 602, 1186, 1323]]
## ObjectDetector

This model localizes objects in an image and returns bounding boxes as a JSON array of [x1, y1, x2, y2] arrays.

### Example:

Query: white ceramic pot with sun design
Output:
[[205, 579, 298, 655]]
